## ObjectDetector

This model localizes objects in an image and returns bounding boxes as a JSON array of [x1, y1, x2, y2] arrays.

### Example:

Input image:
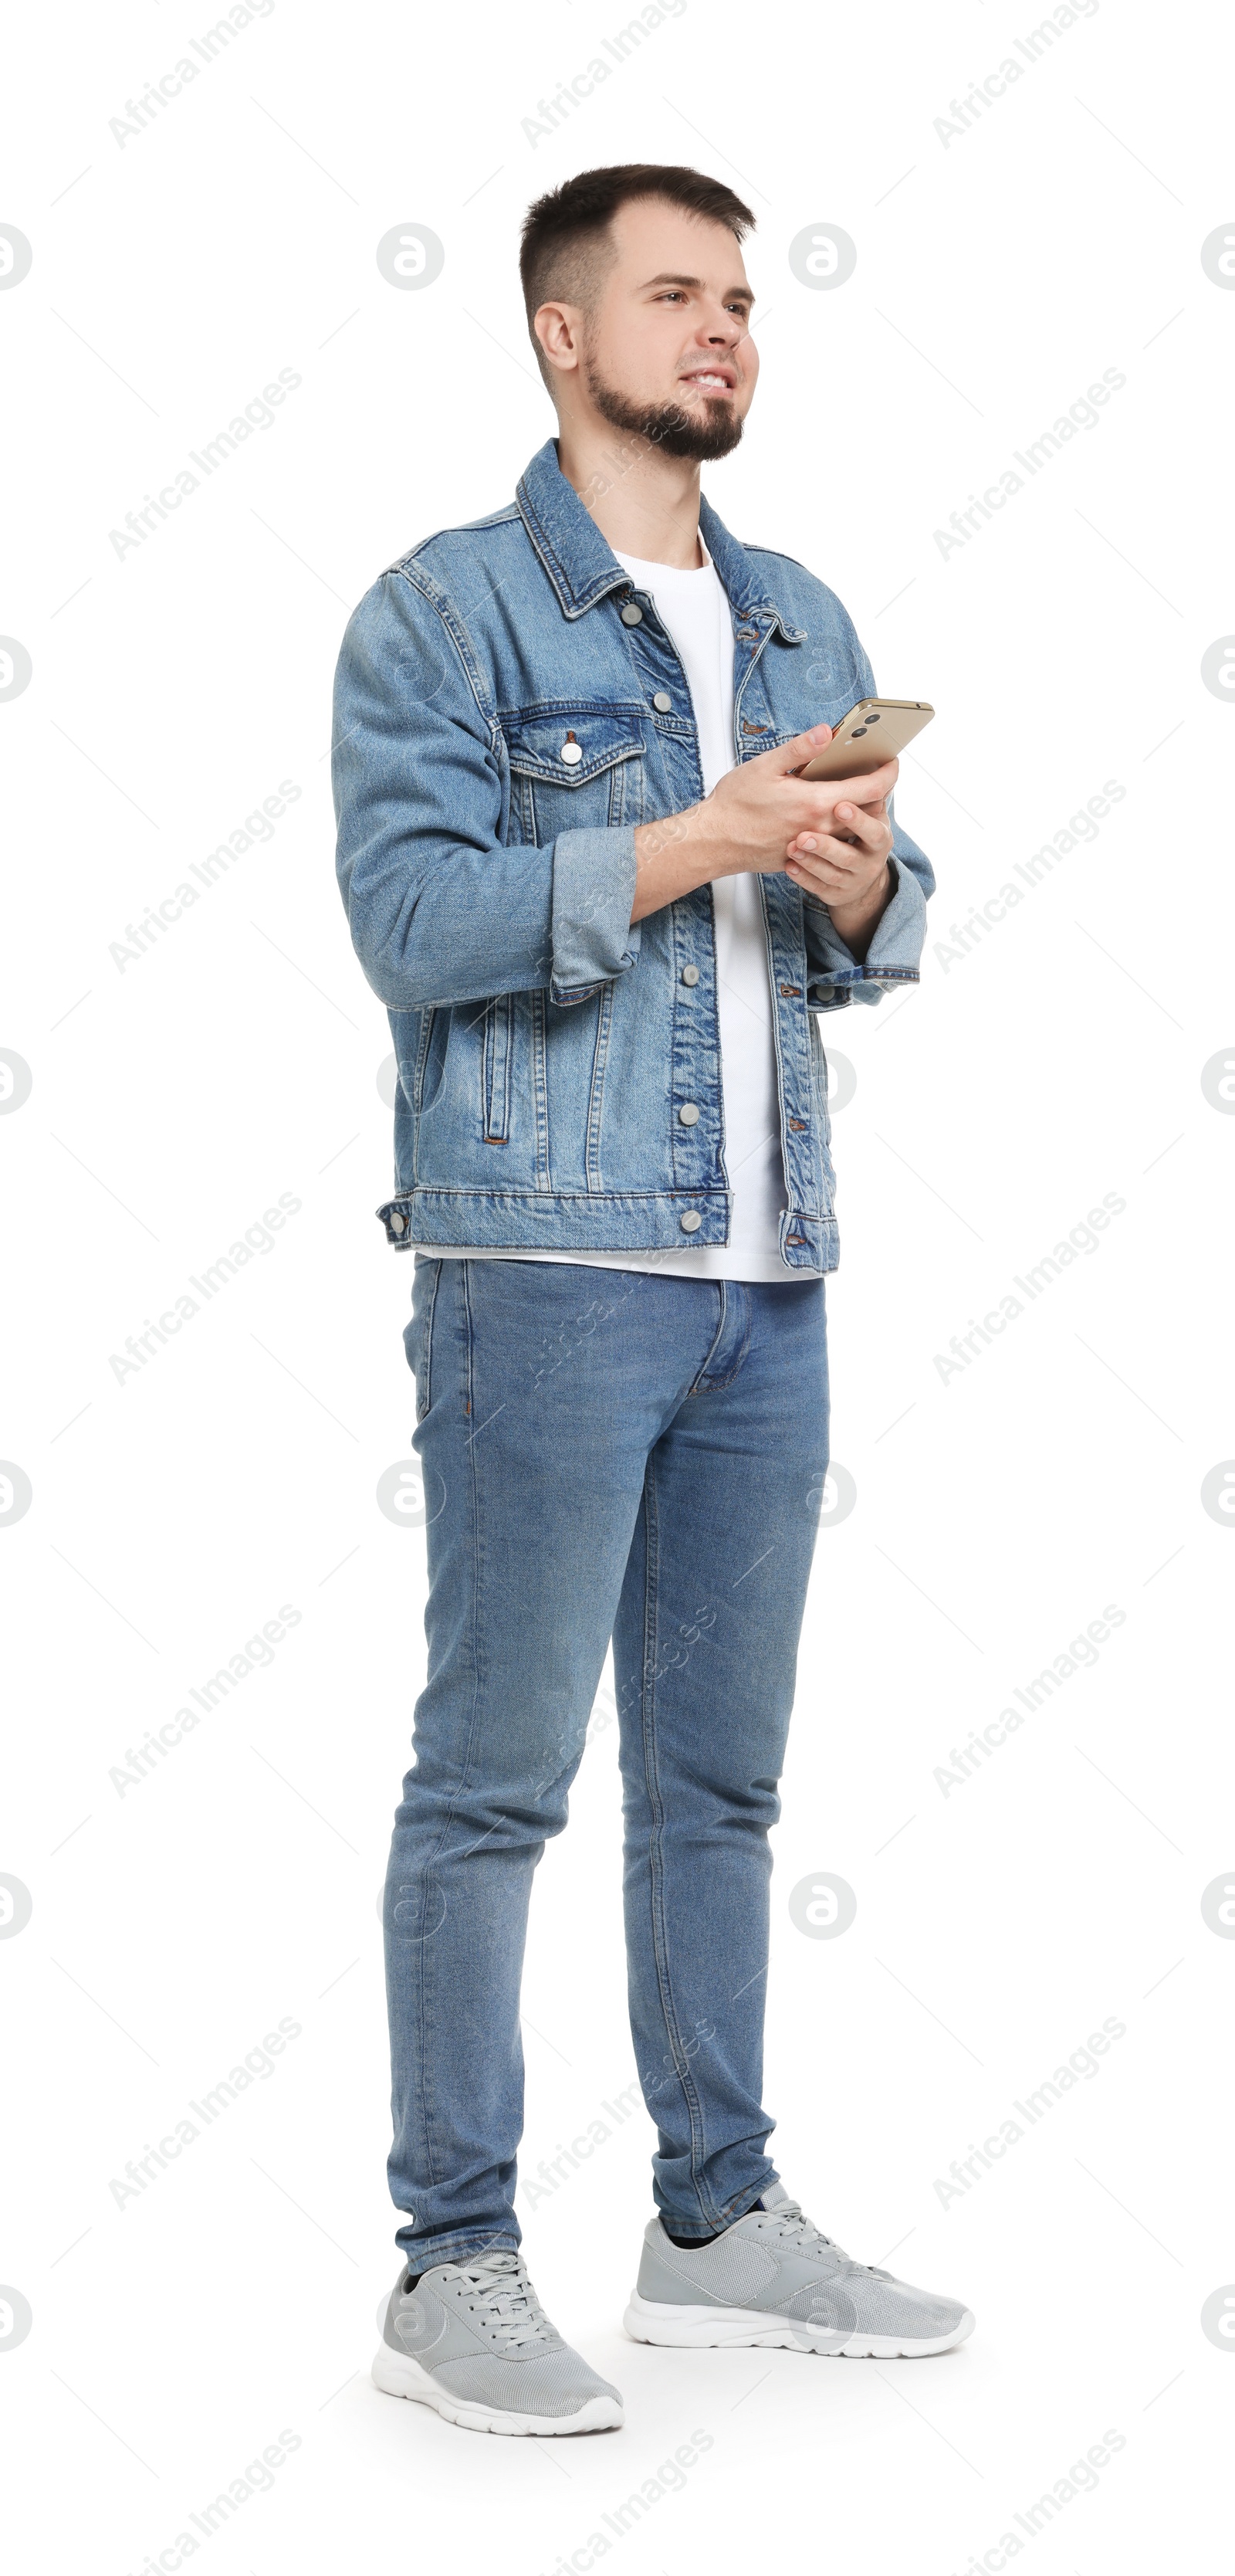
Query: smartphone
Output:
[[797, 697, 934, 782]]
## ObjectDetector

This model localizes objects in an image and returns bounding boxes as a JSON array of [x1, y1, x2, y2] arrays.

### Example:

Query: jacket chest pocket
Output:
[[503, 708, 645, 842]]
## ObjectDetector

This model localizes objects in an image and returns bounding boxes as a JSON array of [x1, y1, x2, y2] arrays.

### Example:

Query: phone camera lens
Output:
[[851, 727, 868, 737], [864, 713, 880, 722]]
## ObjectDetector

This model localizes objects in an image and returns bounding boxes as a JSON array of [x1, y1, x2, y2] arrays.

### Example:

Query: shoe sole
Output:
[[370, 2344, 624, 2435], [621, 2292, 976, 2358]]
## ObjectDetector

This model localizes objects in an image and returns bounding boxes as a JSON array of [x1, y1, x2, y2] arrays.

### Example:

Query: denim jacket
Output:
[[332, 439, 934, 1272]]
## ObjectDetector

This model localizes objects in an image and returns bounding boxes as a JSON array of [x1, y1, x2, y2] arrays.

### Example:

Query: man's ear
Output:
[[533, 301, 584, 381]]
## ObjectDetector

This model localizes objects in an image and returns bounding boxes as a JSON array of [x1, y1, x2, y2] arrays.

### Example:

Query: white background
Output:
[[3, 0, 1233, 2568]]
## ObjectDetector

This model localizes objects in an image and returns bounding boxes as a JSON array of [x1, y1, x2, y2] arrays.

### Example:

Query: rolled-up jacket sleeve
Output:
[[332, 568, 641, 1011]]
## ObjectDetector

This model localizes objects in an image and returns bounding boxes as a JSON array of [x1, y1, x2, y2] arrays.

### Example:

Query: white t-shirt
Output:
[[410, 535, 807, 1281]]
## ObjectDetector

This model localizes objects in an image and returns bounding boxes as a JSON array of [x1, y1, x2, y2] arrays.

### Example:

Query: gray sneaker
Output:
[[624, 2182, 974, 2357], [373, 2247, 624, 2435]]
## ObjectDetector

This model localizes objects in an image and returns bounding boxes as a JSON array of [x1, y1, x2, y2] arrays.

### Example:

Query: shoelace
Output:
[[750, 2200, 888, 2278], [436, 2249, 557, 2351]]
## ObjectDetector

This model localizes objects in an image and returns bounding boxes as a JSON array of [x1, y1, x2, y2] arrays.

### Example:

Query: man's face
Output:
[[572, 198, 760, 461]]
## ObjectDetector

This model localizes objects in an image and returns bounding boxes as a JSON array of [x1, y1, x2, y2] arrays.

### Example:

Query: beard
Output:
[[582, 347, 746, 463]]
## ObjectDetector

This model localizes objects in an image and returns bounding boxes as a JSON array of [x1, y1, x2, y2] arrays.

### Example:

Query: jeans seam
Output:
[[414, 1260, 486, 2203], [685, 1283, 729, 1397], [639, 1450, 721, 2229], [693, 1281, 753, 1392]]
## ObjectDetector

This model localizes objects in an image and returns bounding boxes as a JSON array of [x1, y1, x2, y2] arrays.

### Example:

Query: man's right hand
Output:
[[630, 723, 900, 923]]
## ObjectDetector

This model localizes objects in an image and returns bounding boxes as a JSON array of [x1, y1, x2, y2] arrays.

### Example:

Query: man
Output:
[[333, 162, 972, 2439]]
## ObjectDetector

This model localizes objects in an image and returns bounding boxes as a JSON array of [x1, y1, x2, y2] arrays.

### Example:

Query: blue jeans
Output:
[[384, 1257, 829, 2268]]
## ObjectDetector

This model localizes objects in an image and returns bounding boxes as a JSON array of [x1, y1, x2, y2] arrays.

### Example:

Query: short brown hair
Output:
[[519, 163, 755, 385]]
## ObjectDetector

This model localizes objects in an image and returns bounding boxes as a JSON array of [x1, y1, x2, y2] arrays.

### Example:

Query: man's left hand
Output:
[[784, 794, 895, 958]]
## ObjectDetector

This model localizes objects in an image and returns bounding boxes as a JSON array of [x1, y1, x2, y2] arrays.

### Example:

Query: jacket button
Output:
[[621, 602, 643, 625], [679, 1210, 702, 1232], [390, 1212, 406, 1233], [681, 964, 700, 986], [678, 1103, 700, 1125], [560, 741, 584, 765], [652, 691, 672, 713]]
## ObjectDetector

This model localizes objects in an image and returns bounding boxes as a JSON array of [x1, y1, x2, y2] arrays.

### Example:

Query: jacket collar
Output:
[[515, 438, 806, 641]]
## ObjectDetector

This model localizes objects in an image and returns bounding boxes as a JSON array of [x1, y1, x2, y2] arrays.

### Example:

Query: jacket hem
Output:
[[377, 1190, 838, 1273]]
